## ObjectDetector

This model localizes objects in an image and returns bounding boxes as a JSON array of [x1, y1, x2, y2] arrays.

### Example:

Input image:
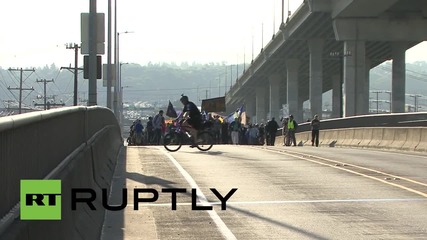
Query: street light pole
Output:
[[113, 32, 120, 117], [120, 62, 129, 125], [281, 0, 284, 25], [107, 0, 112, 109], [114, 31, 133, 120]]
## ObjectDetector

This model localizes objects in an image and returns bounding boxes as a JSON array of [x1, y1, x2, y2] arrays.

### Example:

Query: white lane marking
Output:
[[161, 149, 237, 240], [271, 147, 427, 187], [262, 148, 427, 198], [219, 198, 427, 205], [132, 198, 427, 207]]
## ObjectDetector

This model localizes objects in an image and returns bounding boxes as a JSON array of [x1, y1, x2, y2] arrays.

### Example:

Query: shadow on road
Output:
[[227, 205, 330, 240], [126, 172, 177, 187]]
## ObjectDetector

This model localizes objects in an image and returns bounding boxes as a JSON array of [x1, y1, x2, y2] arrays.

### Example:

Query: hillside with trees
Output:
[[1, 61, 427, 113]]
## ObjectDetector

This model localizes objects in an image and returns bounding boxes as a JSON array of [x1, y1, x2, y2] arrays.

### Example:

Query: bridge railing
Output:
[[0, 106, 123, 239]]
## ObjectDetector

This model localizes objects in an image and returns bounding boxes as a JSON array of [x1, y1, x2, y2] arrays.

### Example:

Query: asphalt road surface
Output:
[[102, 144, 427, 240]]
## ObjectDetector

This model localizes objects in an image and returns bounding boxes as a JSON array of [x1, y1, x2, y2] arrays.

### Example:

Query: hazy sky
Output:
[[1, 0, 427, 68]]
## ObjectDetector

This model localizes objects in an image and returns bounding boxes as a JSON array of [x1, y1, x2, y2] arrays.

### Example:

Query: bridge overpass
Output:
[[226, 0, 427, 123], [2, 1, 427, 238], [0, 107, 427, 239]]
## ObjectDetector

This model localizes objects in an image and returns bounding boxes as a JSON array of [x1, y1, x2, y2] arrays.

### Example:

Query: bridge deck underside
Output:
[[228, 9, 420, 108]]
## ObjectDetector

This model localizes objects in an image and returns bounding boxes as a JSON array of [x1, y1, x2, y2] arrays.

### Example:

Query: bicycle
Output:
[[163, 118, 214, 152]]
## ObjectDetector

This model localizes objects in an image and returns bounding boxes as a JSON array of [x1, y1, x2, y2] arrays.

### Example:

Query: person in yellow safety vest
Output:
[[286, 115, 298, 147]]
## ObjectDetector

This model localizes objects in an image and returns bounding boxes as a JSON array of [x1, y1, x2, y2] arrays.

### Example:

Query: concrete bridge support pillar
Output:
[[343, 40, 366, 117], [356, 58, 371, 115], [308, 39, 324, 119], [392, 42, 406, 113], [286, 59, 301, 122], [256, 86, 268, 124], [332, 74, 342, 118], [269, 74, 281, 121]]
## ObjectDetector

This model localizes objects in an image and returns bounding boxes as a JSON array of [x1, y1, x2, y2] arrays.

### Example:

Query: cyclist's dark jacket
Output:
[[183, 101, 202, 130]]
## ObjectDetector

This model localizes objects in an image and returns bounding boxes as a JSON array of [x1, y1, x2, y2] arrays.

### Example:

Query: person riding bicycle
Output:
[[179, 95, 202, 146]]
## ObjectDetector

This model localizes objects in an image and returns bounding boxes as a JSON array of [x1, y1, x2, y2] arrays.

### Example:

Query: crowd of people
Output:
[[128, 113, 321, 147], [127, 110, 166, 146], [127, 96, 322, 147]]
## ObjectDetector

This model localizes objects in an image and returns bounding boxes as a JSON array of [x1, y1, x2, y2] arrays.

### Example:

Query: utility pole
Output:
[[60, 64, 83, 105], [7, 68, 35, 114], [36, 79, 54, 110], [64, 43, 83, 106]]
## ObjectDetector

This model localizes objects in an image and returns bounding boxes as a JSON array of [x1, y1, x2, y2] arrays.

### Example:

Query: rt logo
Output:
[[20, 180, 61, 220]]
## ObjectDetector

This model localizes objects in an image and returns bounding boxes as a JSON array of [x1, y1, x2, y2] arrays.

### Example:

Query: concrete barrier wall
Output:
[[0, 106, 123, 240], [358, 128, 373, 147], [295, 112, 427, 133], [335, 129, 347, 146], [349, 128, 363, 146], [292, 127, 427, 152], [416, 128, 427, 152], [368, 128, 384, 148]]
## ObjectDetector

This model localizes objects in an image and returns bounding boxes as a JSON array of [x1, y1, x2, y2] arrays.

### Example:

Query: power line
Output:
[[378, 65, 427, 81], [7, 68, 35, 114], [0, 70, 15, 101]]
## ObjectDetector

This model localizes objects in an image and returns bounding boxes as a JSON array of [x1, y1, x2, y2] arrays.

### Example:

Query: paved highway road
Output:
[[102, 145, 427, 239]]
